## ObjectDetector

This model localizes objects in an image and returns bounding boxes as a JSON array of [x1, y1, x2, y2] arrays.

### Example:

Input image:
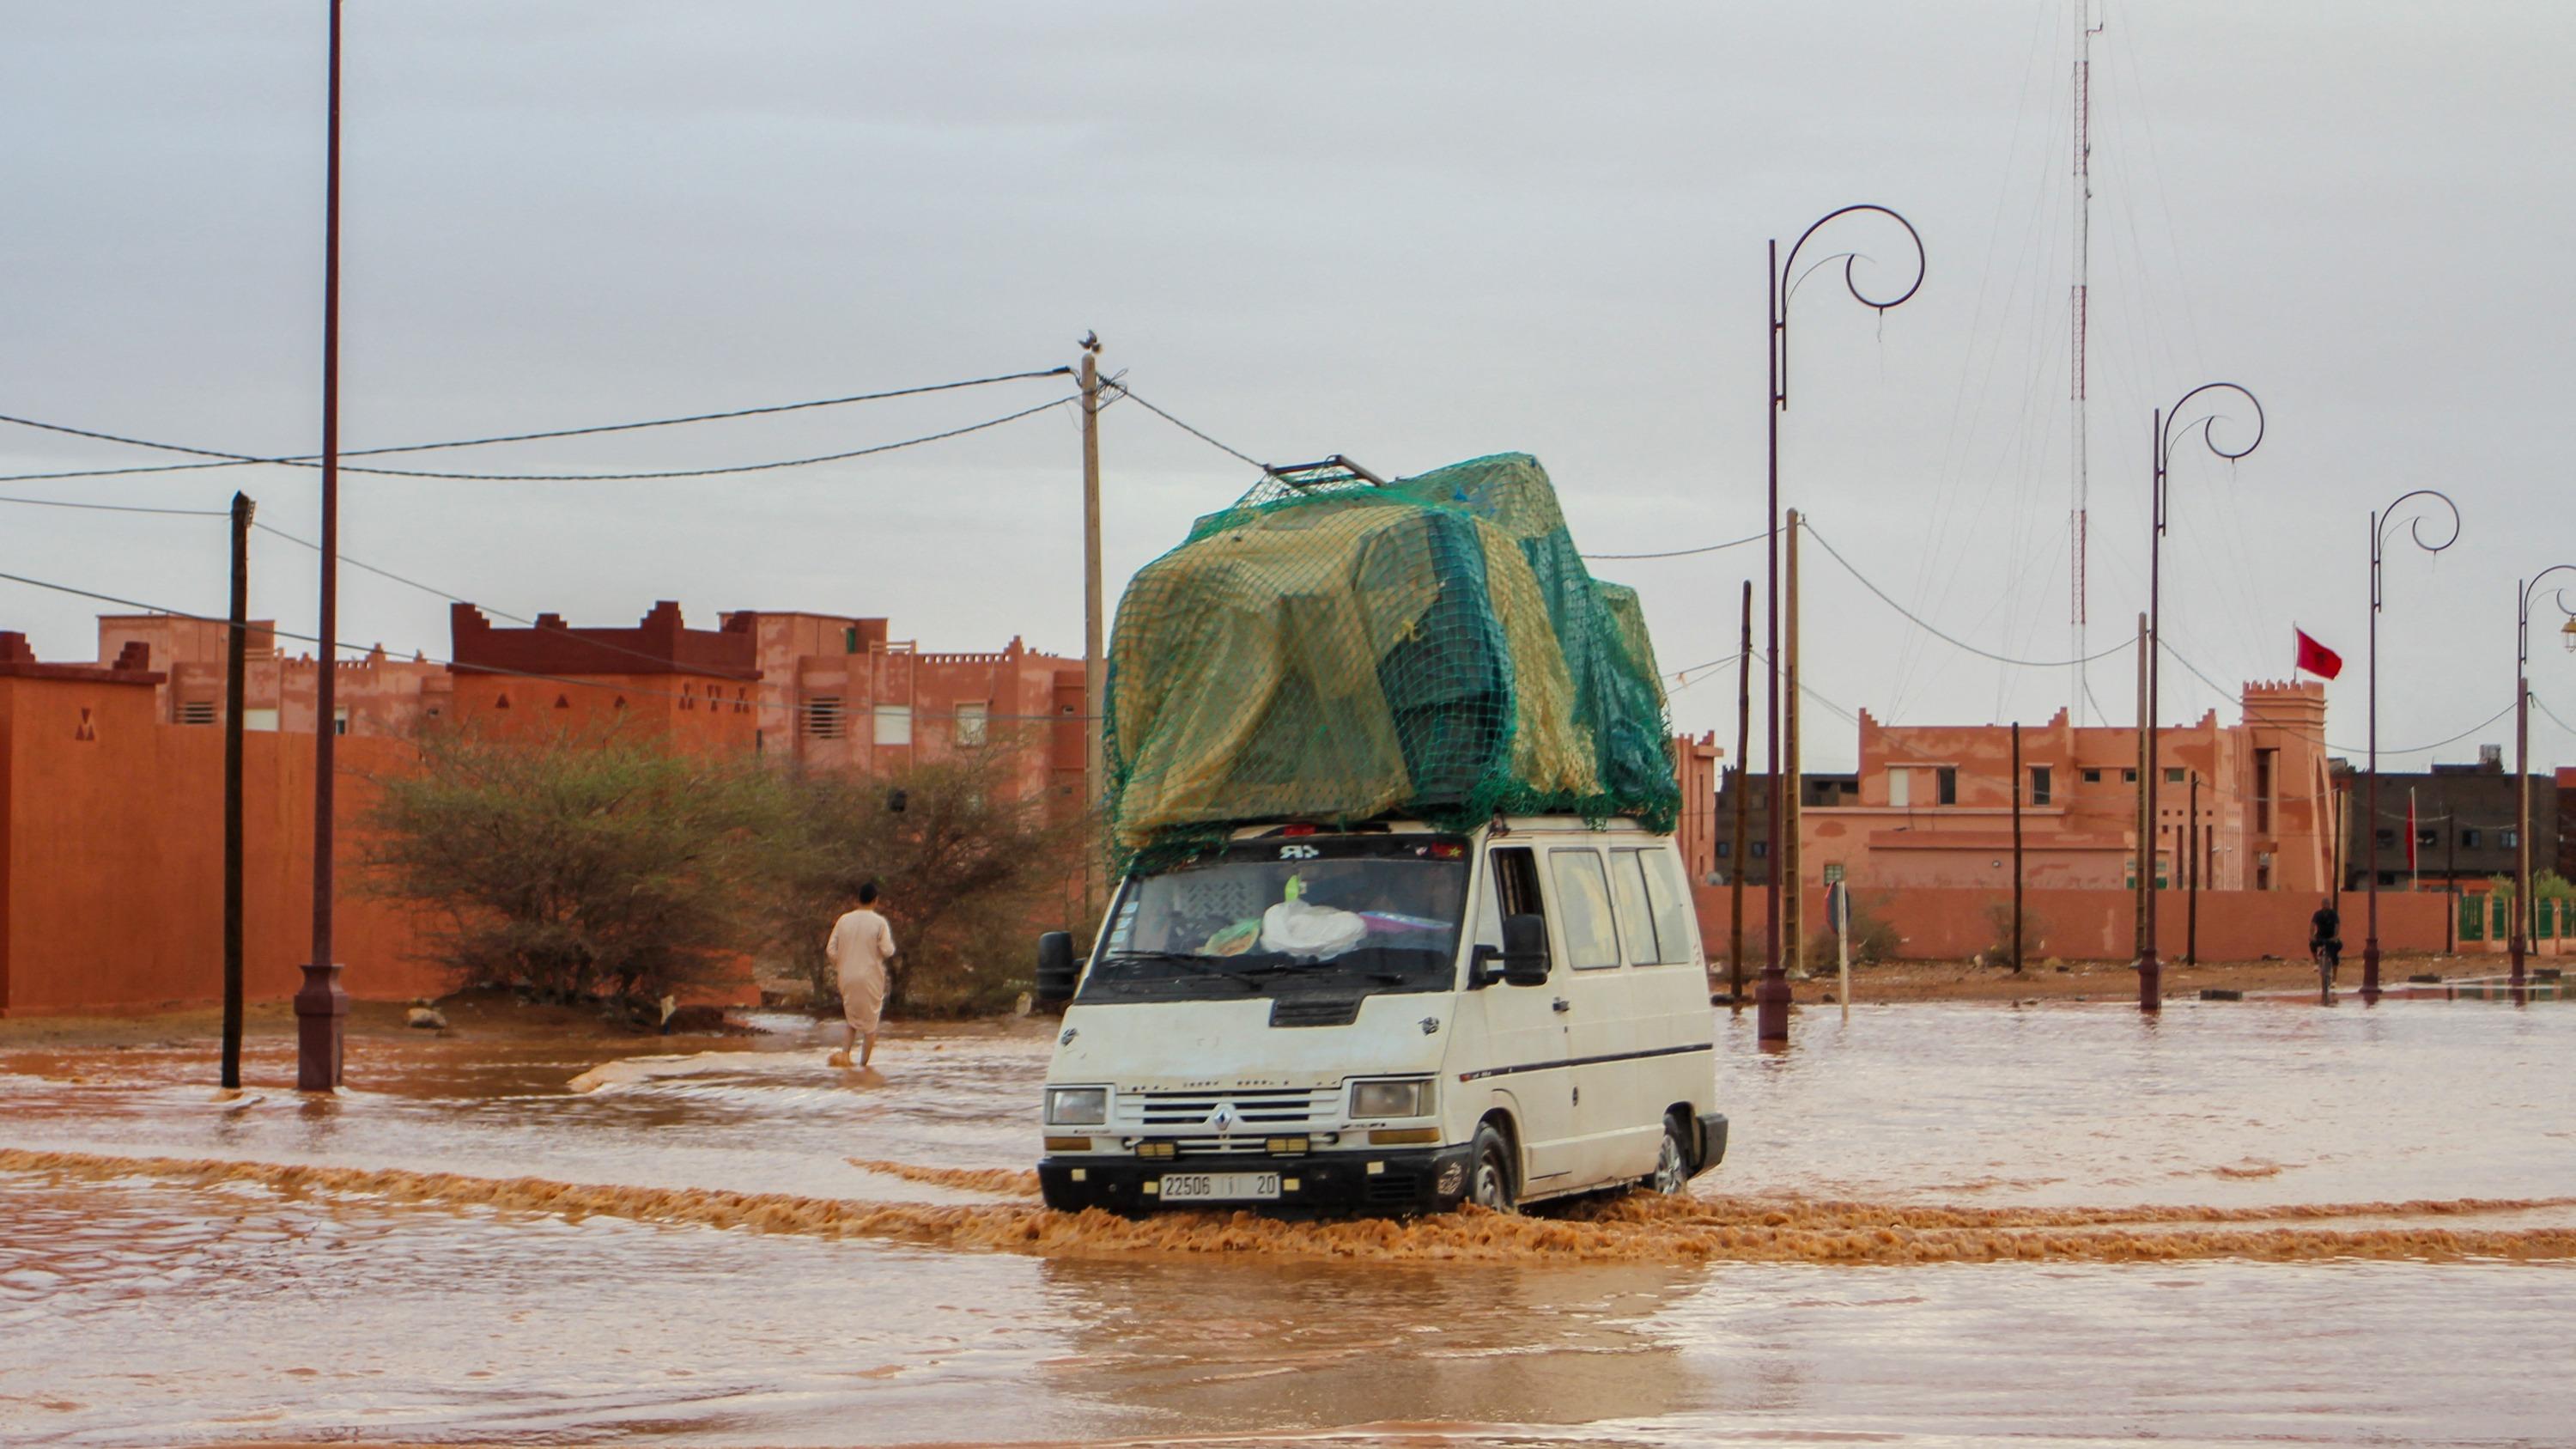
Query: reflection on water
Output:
[[3, 1000, 2573, 1446]]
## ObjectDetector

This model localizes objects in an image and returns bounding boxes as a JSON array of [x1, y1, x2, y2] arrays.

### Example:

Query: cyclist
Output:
[[2309, 897, 2342, 984]]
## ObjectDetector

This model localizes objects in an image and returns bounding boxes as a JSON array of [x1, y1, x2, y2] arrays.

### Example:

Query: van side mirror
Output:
[[1501, 914, 1552, 987], [1034, 931, 1078, 1004]]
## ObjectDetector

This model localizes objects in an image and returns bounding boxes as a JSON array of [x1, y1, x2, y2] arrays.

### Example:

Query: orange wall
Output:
[[1692, 880, 2456, 966], [446, 670, 758, 752], [1, 672, 445, 1015]]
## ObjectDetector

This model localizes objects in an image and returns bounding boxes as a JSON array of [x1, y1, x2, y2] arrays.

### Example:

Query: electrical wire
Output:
[[1801, 518, 2134, 668], [1582, 531, 1767, 562], [0, 367, 1072, 482], [1097, 383, 1267, 471], [2157, 638, 2518, 758], [0, 395, 1078, 485], [0, 492, 229, 517]]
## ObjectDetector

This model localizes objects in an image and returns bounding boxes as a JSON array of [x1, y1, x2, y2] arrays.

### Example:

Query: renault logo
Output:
[[1206, 1102, 1239, 1142]]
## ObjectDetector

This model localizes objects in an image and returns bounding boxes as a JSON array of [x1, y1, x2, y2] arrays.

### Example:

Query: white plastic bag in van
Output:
[[1260, 897, 1366, 959]]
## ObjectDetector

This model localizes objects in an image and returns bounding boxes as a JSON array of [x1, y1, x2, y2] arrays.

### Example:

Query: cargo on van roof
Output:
[[1103, 453, 1677, 862]]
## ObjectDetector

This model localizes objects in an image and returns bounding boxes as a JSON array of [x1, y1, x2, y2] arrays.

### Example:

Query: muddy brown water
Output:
[[4, 999, 2571, 1446]]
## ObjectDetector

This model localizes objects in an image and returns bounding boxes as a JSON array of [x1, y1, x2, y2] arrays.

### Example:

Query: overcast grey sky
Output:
[[5, 2, 2572, 772]]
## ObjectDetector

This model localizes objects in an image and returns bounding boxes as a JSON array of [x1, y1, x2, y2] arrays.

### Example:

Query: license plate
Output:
[[1158, 1172, 1280, 1202]]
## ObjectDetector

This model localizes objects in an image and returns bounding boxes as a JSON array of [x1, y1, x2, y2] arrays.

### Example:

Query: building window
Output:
[[2462, 828, 2482, 849], [1888, 768, 1911, 808], [806, 696, 845, 739], [2416, 828, 2437, 848], [333, 707, 349, 736], [956, 701, 988, 747], [244, 709, 281, 731], [2501, 829, 2519, 849], [2375, 828, 2397, 847], [1936, 767, 1958, 806], [2031, 766, 2052, 806], [843, 625, 860, 654], [2081, 768, 2101, 784], [1751, 841, 1770, 859], [875, 703, 913, 746], [1822, 862, 1845, 886], [178, 700, 217, 725], [2122, 768, 2137, 783], [1715, 841, 1732, 859], [2166, 767, 2184, 784], [2255, 748, 2276, 833], [2379, 872, 2398, 886]]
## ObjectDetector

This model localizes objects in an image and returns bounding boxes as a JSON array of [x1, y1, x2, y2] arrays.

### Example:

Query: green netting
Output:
[[1103, 452, 1677, 864]]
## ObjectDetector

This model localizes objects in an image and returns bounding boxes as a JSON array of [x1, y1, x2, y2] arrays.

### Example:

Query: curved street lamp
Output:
[[2360, 490, 2462, 1003], [1757, 204, 1926, 1044], [2511, 565, 2576, 995], [2142, 382, 2265, 1012]]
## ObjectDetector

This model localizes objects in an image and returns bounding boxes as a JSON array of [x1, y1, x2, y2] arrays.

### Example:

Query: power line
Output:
[[1583, 530, 1766, 562], [0, 394, 1078, 485], [1098, 383, 1267, 471], [1801, 518, 2134, 668], [2158, 638, 2517, 758], [0, 367, 1072, 483], [0, 492, 229, 517]]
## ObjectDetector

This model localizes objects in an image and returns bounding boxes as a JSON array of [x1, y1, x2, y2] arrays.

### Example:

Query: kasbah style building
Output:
[[0, 600, 1093, 1017]]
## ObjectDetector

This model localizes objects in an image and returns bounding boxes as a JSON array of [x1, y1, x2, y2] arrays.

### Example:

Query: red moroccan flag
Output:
[[2293, 627, 2343, 680]]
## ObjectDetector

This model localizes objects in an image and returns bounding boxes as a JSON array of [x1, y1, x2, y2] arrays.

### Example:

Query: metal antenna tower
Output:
[[2070, 0, 2101, 722]]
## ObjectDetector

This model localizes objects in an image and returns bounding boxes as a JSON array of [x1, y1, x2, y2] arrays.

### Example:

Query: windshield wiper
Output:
[[1102, 951, 1264, 991]]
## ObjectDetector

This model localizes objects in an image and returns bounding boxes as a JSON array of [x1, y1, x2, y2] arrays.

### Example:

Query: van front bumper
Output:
[[1038, 1145, 1476, 1216]]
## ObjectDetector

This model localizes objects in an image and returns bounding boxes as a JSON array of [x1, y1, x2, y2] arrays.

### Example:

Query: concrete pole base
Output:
[[1753, 966, 1793, 1042], [294, 962, 346, 1093], [2136, 953, 2162, 1013]]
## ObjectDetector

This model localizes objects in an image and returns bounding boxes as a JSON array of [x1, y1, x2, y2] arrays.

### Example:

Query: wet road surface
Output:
[[4, 997, 2571, 1446]]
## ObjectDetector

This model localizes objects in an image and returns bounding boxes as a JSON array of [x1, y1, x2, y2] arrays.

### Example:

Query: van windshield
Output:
[[1084, 834, 1470, 1002]]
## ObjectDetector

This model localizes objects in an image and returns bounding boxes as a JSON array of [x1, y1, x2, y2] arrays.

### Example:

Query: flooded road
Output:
[[5, 998, 2572, 1446]]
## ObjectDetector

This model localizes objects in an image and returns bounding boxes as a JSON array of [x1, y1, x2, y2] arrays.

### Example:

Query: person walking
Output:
[[826, 882, 897, 1069]]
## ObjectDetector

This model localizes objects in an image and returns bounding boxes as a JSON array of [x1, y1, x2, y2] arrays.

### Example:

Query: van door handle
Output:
[[1552, 997, 1571, 1013]]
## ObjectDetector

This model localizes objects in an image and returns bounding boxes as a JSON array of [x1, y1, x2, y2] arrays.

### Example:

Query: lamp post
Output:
[[2143, 382, 2264, 1013], [295, 0, 349, 1092], [1759, 204, 1925, 1044], [2362, 490, 2461, 1004], [2510, 566, 2576, 995]]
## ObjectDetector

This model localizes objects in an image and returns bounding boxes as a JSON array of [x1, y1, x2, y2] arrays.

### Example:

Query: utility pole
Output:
[[2133, 611, 2149, 973], [223, 493, 254, 1092], [295, 0, 349, 1093], [2185, 770, 2200, 967], [2011, 721, 2025, 975], [1782, 508, 1804, 989], [1079, 333, 1104, 918], [1728, 579, 1752, 1008]]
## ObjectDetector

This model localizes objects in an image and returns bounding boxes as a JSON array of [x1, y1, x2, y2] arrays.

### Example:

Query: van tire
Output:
[[1646, 1112, 1690, 1196], [1467, 1121, 1516, 1213]]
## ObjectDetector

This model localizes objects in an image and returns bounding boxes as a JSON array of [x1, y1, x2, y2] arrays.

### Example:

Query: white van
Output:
[[1031, 817, 1726, 1215]]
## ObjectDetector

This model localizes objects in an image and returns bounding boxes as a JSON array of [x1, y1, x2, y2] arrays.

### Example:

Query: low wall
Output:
[[1692, 882, 2460, 965], [2, 715, 448, 1016]]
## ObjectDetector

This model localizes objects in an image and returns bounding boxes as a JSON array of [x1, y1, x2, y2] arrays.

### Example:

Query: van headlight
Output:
[[1349, 1078, 1434, 1119], [1045, 1086, 1109, 1126]]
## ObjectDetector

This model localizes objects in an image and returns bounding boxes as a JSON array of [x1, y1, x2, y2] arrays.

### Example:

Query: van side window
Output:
[[1608, 849, 1662, 965], [1639, 848, 1700, 966], [1547, 849, 1621, 970], [1472, 849, 1508, 951], [1492, 845, 1544, 922]]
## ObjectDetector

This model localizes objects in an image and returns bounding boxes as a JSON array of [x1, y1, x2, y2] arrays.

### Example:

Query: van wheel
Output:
[[1467, 1122, 1516, 1212], [1646, 1114, 1689, 1196]]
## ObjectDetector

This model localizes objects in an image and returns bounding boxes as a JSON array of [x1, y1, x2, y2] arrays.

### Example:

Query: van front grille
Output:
[[1114, 1086, 1340, 1147], [1268, 996, 1363, 1028]]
